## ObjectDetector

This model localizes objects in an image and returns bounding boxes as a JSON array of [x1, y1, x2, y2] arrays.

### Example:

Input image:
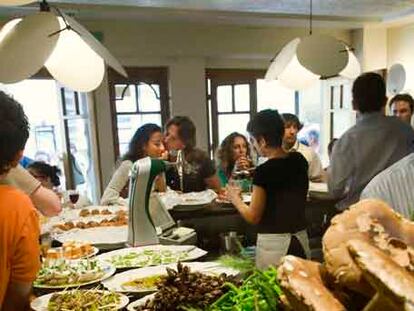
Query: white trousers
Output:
[[255, 229, 310, 269]]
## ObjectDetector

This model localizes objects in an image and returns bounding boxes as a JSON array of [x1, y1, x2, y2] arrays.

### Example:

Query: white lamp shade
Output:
[[0, 12, 59, 83], [265, 38, 300, 81], [340, 48, 361, 79], [278, 54, 320, 90], [0, 0, 36, 6], [61, 12, 127, 77], [387, 63, 406, 95], [297, 34, 348, 77], [45, 18, 105, 92]]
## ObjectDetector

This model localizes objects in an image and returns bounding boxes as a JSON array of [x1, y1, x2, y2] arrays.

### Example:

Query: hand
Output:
[[217, 188, 228, 201], [160, 150, 169, 161], [236, 156, 251, 171], [226, 184, 242, 204]]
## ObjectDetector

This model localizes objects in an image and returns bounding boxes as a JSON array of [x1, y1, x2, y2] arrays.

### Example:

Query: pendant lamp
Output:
[[265, 0, 360, 90], [0, 0, 127, 92], [0, 0, 35, 6]]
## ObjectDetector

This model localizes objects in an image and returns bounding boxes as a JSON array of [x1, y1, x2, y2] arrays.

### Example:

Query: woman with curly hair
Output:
[[216, 132, 253, 188]]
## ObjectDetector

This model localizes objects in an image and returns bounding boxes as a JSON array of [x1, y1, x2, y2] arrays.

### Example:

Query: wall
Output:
[[85, 19, 351, 188], [387, 24, 414, 92]]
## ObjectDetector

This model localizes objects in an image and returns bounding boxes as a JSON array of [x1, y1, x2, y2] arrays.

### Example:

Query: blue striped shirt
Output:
[[361, 153, 414, 218]]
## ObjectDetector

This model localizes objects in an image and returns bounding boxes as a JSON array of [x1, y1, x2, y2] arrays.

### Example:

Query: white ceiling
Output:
[[2, 0, 414, 28], [50, 0, 414, 18]]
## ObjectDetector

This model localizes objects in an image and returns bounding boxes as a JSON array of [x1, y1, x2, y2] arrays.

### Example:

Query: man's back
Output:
[[328, 113, 414, 209], [0, 185, 40, 308]]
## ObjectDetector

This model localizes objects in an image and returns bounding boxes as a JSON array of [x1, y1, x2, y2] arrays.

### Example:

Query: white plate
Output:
[[102, 261, 237, 293], [55, 226, 128, 248], [31, 290, 129, 311], [33, 260, 116, 289], [45, 246, 99, 260], [127, 293, 155, 311], [159, 190, 217, 210], [97, 245, 207, 269]]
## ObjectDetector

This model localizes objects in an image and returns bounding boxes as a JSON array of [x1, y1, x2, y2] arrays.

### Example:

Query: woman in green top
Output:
[[216, 132, 253, 190]]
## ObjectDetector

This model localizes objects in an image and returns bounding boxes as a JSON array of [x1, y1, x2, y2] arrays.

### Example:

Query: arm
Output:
[[101, 161, 132, 205], [308, 151, 324, 182], [204, 174, 221, 193], [4, 207, 40, 311], [154, 173, 167, 192], [2, 282, 32, 311], [327, 138, 353, 199], [227, 185, 266, 224], [31, 186, 62, 216], [2, 165, 61, 216]]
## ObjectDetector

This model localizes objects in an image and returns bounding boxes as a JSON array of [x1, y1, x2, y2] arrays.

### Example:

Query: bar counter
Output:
[[170, 193, 339, 261]]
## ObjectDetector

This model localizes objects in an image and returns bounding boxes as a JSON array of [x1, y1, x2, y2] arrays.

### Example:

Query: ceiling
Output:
[[2, 0, 414, 28]]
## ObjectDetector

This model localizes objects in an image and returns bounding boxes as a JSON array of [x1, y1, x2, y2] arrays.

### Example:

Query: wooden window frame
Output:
[[108, 67, 170, 160], [206, 69, 299, 155]]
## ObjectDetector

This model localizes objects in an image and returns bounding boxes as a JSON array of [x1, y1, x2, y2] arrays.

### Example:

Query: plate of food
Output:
[[96, 245, 207, 269], [33, 258, 116, 289], [31, 289, 129, 311], [55, 226, 128, 249], [44, 241, 98, 260], [126, 262, 240, 311], [103, 261, 239, 294]]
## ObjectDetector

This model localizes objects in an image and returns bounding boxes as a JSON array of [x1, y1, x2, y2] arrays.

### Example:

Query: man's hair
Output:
[[0, 91, 29, 175], [389, 93, 414, 113], [352, 72, 386, 113], [247, 109, 284, 148], [281, 113, 303, 130], [166, 116, 196, 149]]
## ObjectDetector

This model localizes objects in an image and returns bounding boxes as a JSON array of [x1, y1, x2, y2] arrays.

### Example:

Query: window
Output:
[[1, 79, 99, 202], [109, 68, 169, 158], [60, 89, 98, 202], [206, 69, 297, 155]]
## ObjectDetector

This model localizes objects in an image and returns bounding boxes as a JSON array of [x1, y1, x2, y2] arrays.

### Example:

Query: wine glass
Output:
[[68, 189, 79, 208]]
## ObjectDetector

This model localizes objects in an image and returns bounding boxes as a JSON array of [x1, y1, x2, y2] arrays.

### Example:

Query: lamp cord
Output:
[[309, 0, 313, 35]]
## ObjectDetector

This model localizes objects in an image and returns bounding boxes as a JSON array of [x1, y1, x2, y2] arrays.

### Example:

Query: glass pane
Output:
[[1, 79, 66, 186], [217, 85, 232, 112], [234, 84, 250, 112], [115, 84, 137, 113], [78, 92, 88, 115], [117, 114, 162, 155], [63, 90, 77, 116], [257, 79, 295, 113], [138, 84, 161, 112], [218, 113, 250, 144], [66, 118, 95, 201]]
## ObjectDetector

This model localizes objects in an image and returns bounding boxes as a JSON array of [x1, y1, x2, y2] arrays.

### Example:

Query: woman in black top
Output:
[[227, 109, 310, 269]]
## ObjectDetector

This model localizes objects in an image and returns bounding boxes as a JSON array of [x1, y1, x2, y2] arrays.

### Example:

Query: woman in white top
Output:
[[101, 123, 167, 205]]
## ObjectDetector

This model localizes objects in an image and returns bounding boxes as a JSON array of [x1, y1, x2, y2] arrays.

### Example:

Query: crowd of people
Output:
[[1, 71, 414, 309]]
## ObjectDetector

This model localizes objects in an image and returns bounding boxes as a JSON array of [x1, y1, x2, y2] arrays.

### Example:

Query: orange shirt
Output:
[[0, 185, 40, 307]]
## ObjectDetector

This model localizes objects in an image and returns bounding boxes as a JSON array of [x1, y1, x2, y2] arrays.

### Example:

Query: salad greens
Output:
[[108, 249, 190, 268], [34, 259, 105, 287], [209, 267, 283, 311], [48, 289, 121, 311]]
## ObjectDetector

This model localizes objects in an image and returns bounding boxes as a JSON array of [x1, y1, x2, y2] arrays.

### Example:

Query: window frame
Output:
[[108, 67, 170, 159], [206, 69, 298, 155]]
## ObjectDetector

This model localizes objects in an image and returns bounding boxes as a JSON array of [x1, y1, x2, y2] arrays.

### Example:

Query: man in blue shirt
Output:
[[328, 72, 414, 210]]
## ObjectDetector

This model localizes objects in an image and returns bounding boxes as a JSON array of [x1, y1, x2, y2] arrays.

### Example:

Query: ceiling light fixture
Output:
[[0, 0, 127, 92], [265, 0, 361, 90]]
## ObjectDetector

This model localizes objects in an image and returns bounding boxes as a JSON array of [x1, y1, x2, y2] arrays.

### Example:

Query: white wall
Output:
[[387, 24, 414, 93], [84, 20, 352, 189]]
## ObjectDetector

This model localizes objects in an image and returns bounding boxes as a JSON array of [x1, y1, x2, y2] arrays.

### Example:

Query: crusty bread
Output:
[[322, 199, 414, 296], [348, 239, 414, 310], [277, 255, 346, 311]]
